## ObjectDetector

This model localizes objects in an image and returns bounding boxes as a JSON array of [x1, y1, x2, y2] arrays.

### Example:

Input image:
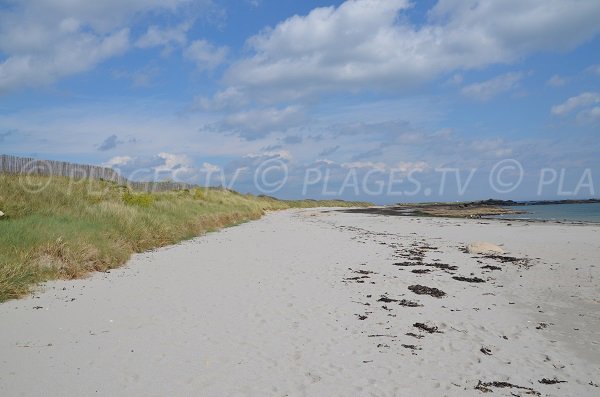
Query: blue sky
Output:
[[1, 0, 599, 203]]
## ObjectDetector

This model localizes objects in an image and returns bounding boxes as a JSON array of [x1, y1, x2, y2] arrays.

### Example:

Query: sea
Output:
[[492, 202, 600, 223]]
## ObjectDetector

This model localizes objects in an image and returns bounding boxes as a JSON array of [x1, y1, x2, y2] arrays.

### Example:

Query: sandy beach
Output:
[[1, 209, 599, 396]]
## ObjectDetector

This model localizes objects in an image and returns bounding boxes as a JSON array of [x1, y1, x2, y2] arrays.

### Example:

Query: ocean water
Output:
[[493, 203, 600, 223]]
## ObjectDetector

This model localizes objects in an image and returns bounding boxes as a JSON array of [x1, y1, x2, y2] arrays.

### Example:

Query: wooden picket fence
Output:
[[0, 154, 196, 192]]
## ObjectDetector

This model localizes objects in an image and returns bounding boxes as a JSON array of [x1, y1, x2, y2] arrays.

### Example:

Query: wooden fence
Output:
[[0, 154, 197, 192]]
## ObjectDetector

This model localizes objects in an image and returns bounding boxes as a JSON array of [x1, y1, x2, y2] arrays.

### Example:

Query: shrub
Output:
[[122, 191, 154, 207]]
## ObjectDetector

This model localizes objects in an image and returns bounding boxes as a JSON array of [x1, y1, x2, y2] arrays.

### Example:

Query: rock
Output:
[[467, 242, 504, 255]]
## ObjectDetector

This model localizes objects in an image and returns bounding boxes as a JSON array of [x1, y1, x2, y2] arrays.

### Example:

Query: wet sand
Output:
[[1, 209, 599, 396]]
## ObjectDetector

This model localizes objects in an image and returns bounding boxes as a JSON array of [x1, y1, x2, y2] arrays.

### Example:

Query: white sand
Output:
[[1, 209, 599, 396]]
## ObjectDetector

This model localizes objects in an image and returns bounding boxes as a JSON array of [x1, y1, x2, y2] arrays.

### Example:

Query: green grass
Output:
[[0, 174, 370, 301]]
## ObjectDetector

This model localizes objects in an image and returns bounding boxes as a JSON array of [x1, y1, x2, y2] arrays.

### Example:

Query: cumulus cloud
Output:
[[318, 145, 340, 156], [103, 152, 197, 181], [586, 64, 600, 76], [552, 92, 599, 115], [547, 74, 568, 87], [396, 161, 430, 173], [184, 40, 228, 71], [471, 139, 514, 157], [112, 65, 161, 87], [0, 0, 195, 93], [214, 106, 306, 139], [97, 134, 120, 151], [461, 73, 523, 101], [341, 161, 387, 170], [222, 0, 600, 100], [194, 87, 249, 111], [136, 22, 191, 49]]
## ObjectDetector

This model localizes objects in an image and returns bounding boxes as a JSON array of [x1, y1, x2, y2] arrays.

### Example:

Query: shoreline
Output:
[[1, 208, 598, 396], [336, 205, 600, 225]]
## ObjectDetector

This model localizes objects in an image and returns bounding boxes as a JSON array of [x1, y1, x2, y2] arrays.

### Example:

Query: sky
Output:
[[1, 0, 599, 203]]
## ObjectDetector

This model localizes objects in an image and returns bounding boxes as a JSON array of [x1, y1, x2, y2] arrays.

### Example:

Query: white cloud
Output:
[[217, 106, 306, 139], [201, 162, 221, 173], [0, 0, 194, 93], [471, 139, 513, 157], [246, 0, 262, 7], [194, 87, 249, 111], [0, 29, 129, 93], [551, 92, 600, 115], [576, 106, 600, 124], [461, 73, 523, 101], [184, 39, 228, 71], [245, 150, 292, 161], [341, 161, 387, 170], [586, 64, 600, 77], [103, 156, 133, 167], [104, 152, 197, 181], [113, 65, 161, 88], [396, 161, 430, 173], [223, 0, 600, 100], [547, 74, 568, 87], [136, 22, 191, 49]]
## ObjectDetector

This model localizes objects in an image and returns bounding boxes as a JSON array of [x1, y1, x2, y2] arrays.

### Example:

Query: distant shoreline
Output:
[[339, 199, 600, 223]]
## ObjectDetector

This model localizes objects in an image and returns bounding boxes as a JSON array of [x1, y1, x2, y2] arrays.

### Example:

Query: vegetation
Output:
[[0, 174, 370, 301]]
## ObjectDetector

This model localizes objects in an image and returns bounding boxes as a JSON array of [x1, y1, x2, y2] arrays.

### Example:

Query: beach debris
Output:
[[536, 322, 551, 330], [453, 276, 486, 283], [538, 378, 567, 385], [474, 380, 540, 395], [484, 254, 530, 267], [428, 263, 458, 271], [344, 275, 370, 283], [408, 284, 446, 298], [411, 268, 432, 274], [353, 269, 376, 275], [467, 242, 505, 255], [480, 347, 492, 355], [398, 299, 422, 307], [356, 314, 368, 320], [393, 261, 421, 267], [377, 295, 397, 303], [413, 322, 441, 333], [395, 261, 458, 272], [401, 344, 422, 351], [368, 334, 397, 338], [406, 332, 424, 339], [0, 210, 4, 218], [481, 265, 502, 271]]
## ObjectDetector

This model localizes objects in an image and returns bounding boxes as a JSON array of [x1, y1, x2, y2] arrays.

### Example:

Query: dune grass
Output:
[[0, 174, 370, 301]]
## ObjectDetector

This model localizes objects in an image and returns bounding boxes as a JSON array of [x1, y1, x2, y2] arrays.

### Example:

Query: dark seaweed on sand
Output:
[[408, 285, 446, 298], [452, 276, 486, 283], [475, 380, 540, 395], [398, 299, 422, 307], [481, 264, 502, 270], [377, 295, 397, 303], [413, 322, 440, 333], [484, 254, 530, 267], [539, 378, 567, 385]]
